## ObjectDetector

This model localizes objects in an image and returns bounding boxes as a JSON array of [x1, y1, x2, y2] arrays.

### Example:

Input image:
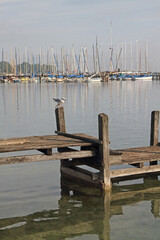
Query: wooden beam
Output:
[[0, 150, 96, 165], [55, 131, 102, 145], [60, 166, 102, 187], [72, 166, 100, 181], [98, 113, 111, 190], [110, 164, 160, 179]]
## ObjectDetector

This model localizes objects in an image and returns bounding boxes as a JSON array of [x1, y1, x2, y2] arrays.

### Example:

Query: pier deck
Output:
[[1, 108, 160, 190], [1, 134, 160, 184], [0, 133, 98, 165]]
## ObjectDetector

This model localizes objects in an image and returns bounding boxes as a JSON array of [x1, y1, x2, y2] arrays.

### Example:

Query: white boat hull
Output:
[[88, 77, 102, 82], [132, 76, 152, 81]]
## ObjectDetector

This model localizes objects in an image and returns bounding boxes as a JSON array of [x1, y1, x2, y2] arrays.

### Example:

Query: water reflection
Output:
[[1, 176, 160, 240], [0, 81, 153, 118]]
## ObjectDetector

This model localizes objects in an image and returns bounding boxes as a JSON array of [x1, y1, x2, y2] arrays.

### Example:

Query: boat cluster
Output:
[[0, 75, 88, 83], [0, 73, 104, 83], [109, 72, 153, 81], [0, 72, 153, 83]]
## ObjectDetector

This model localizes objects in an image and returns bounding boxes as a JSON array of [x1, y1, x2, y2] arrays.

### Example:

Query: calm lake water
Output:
[[0, 80, 160, 239]]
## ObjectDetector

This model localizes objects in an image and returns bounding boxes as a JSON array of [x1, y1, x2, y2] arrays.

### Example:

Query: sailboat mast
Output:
[[11, 46, 13, 74], [145, 40, 148, 72], [92, 44, 95, 73], [18, 48, 21, 75], [2, 48, 4, 75], [124, 42, 126, 71], [15, 48, 17, 75], [136, 40, 139, 72], [6, 51, 8, 75], [139, 48, 142, 72], [130, 40, 132, 71], [39, 47, 41, 75], [109, 21, 113, 72]]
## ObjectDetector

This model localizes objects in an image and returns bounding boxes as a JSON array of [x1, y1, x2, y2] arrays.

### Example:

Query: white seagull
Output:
[[53, 97, 66, 108]]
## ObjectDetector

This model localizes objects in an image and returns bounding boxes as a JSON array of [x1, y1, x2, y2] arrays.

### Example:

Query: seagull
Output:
[[53, 97, 66, 108]]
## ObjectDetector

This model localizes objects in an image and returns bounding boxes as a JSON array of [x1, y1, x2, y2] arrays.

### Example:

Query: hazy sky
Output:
[[1, 0, 160, 71]]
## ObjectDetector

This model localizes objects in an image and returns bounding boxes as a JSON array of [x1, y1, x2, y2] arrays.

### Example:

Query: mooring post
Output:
[[150, 110, 159, 165], [55, 106, 67, 168], [98, 113, 111, 190], [150, 111, 159, 146], [55, 106, 66, 133]]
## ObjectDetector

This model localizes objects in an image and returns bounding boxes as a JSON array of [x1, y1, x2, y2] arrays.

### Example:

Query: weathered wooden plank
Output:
[[110, 165, 160, 179], [60, 166, 102, 187], [123, 156, 160, 164], [109, 155, 122, 165], [0, 150, 96, 165], [120, 146, 160, 153], [0, 135, 94, 153], [119, 146, 160, 165], [0, 139, 30, 145], [55, 131, 102, 145], [72, 166, 100, 181]]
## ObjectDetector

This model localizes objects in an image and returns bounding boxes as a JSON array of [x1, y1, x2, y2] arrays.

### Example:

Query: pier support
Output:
[[150, 111, 159, 165], [98, 113, 111, 190], [55, 107, 66, 133], [150, 111, 159, 146], [55, 107, 67, 167]]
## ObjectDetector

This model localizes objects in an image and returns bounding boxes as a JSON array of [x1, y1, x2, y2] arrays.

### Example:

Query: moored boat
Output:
[[21, 77, 29, 81], [122, 75, 133, 81], [10, 77, 21, 83], [131, 74, 152, 81], [87, 74, 102, 82]]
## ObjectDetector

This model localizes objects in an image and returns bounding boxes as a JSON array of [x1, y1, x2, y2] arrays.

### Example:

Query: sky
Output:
[[0, 0, 160, 72]]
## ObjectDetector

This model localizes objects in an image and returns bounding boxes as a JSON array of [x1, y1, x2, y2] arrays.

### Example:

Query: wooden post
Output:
[[55, 107, 66, 133], [55, 106, 67, 167], [150, 111, 159, 146], [150, 110, 159, 165], [98, 113, 111, 190]]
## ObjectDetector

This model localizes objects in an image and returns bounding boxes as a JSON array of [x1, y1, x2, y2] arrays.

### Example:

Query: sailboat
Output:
[[88, 37, 102, 82], [87, 73, 102, 82], [131, 74, 152, 81]]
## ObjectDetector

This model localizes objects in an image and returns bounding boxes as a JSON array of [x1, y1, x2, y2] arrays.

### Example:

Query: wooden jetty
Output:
[[1, 108, 160, 190]]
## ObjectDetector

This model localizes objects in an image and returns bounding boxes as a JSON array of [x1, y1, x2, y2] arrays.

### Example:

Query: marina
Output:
[[0, 71, 159, 83], [1, 80, 160, 239]]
